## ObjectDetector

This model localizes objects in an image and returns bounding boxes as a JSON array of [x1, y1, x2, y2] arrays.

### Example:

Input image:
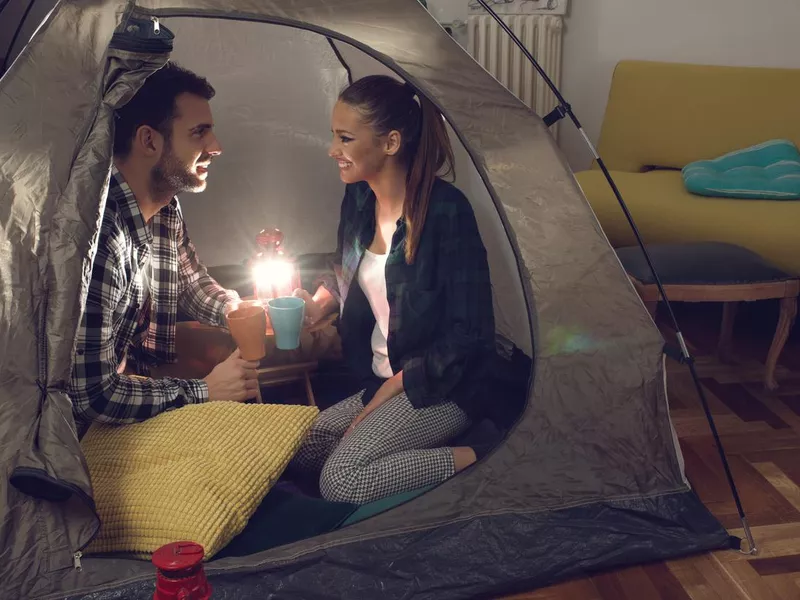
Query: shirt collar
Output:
[[355, 181, 374, 212], [110, 166, 152, 249]]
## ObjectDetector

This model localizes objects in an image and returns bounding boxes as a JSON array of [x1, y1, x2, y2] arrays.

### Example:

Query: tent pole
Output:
[[1, 0, 37, 74], [474, 0, 757, 556]]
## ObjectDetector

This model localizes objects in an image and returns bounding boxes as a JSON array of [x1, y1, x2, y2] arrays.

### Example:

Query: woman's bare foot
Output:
[[452, 446, 477, 473]]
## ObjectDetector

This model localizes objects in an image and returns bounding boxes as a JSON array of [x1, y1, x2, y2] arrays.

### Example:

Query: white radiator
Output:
[[466, 14, 564, 136]]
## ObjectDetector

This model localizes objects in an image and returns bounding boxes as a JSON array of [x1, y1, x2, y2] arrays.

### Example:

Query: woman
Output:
[[292, 75, 496, 505]]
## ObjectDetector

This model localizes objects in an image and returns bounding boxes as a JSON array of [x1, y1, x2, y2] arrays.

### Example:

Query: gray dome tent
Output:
[[0, 1, 734, 599]]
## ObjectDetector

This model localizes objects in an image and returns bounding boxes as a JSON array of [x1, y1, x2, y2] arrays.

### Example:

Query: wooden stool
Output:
[[617, 242, 799, 391]]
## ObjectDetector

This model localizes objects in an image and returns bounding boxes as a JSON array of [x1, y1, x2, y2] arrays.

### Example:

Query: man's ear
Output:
[[134, 125, 163, 158], [384, 130, 402, 157]]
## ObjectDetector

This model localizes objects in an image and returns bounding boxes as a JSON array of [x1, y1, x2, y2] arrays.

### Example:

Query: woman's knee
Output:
[[291, 419, 341, 472], [319, 456, 365, 504]]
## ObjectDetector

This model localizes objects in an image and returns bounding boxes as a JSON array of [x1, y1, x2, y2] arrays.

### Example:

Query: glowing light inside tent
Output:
[[252, 258, 295, 301]]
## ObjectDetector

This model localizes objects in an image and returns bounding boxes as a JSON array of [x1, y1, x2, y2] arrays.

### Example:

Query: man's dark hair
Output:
[[113, 62, 215, 158]]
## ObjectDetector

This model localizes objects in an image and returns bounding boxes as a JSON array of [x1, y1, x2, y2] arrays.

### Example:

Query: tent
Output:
[[0, 1, 736, 599]]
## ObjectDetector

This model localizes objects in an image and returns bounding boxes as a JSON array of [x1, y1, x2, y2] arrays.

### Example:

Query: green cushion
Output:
[[340, 485, 435, 527], [682, 139, 800, 200]]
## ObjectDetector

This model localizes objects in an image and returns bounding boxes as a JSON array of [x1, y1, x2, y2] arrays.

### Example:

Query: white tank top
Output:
[[357, 249, 393, 379]]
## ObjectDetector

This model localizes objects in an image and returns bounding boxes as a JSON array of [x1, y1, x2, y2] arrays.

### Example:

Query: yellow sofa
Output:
[[575, 60, 800, 275]]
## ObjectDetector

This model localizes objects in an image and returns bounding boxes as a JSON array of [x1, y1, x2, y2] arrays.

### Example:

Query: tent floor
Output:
[[507, 300, 800, 600]]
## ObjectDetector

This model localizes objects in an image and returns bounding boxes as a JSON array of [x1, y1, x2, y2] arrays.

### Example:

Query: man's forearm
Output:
[[180, 276, 240, 327], [71, 371, 208, 426]]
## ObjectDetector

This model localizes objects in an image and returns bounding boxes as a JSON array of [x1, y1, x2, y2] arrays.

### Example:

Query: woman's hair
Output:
[[339, 75, 455, 264]]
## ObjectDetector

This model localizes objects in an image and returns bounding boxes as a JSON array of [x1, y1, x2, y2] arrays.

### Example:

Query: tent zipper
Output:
[[109, 14, 174, 54], [73, 523, 101, 571]]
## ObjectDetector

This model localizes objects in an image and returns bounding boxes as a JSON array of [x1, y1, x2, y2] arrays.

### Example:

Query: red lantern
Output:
[[249, 228, 301, 302]]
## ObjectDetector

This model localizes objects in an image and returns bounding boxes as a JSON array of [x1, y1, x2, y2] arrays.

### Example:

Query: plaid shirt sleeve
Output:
[[69, 231, 209, 425], [401, 192, 496, 409], [175, 211, 240, 327]]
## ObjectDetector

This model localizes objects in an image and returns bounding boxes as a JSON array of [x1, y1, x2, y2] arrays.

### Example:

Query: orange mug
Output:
[[225, 300, 267, 362]]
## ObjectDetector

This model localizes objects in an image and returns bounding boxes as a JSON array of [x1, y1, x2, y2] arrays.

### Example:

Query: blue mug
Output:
[[267, 296, 306, 350]]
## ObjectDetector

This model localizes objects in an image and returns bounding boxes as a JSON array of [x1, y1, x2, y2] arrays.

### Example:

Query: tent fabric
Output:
[[2, 3, 168, 595], [69, 495, 735, 600], [0, 1, 734, 599]]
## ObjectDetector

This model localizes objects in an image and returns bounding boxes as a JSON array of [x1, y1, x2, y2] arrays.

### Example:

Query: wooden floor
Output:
[[507, 300, 800, 600]]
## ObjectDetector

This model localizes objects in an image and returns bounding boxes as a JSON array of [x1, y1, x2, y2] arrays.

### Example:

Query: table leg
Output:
[[304, 371, 316, 407], [764, 296, 798, 391], [717, 301, 739, 364]]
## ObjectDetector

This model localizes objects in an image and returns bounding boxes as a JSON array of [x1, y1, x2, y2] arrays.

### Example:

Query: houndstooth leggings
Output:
[[291, 390, 470, 505]]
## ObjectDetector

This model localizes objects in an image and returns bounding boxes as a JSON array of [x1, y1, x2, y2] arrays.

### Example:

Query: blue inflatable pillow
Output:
[[682, 139, 800, 200]]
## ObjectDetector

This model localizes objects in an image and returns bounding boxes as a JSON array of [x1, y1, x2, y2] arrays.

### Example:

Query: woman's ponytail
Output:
[[402, 92, 455, 264]]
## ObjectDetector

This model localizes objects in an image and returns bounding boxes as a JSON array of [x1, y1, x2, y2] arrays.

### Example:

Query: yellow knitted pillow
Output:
[[81, 402, 318, 559]]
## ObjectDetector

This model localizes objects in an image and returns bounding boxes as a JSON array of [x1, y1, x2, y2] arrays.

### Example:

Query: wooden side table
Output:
[[257, 362, 318, 406], [617, 242, 799, 391], [255, 311, 339, 406], [157, 312, 340, 406]]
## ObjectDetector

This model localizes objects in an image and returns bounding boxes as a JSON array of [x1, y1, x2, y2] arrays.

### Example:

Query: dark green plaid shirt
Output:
[[318, 179, 495, 416]]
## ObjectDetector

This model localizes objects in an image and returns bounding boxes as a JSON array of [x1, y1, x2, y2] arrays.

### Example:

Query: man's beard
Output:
[[150, 146, 209, 198]]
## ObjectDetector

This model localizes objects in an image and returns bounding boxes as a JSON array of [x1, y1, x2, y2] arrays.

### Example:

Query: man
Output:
[[69, 62, 259, 432]]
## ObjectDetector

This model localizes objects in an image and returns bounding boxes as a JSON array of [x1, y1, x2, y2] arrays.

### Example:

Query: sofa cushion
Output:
[[594, 60, 800, 172], [682, 139, 800, 200], [615, 242, 793, 286], [574, 169, 800, 275]]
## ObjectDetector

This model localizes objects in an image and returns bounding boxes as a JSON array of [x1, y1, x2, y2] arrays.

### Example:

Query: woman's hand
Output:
[[343, 393, 390, 436], [292, 288, 324, 327], [344, 372, 404, 437]]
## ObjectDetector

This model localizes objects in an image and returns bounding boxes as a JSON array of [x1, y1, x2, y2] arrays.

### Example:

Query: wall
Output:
[[560, 0, 800, 171], [427, 0, 800, 172], [424, 0, 470, 23]]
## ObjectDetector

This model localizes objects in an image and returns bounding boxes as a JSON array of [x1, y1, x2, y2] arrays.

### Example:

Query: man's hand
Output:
[[202, 348, 260, 402]]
